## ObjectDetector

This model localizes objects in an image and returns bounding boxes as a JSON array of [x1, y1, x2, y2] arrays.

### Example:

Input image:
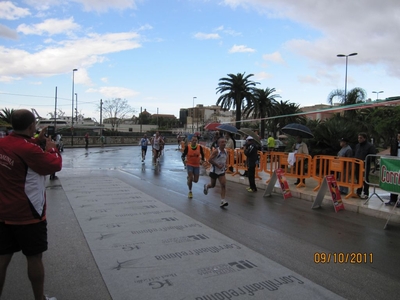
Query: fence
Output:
[[180, 144, 366, 197]]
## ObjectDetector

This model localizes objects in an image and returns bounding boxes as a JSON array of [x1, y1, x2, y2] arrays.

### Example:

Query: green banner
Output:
[[379, 157, 400, 193]]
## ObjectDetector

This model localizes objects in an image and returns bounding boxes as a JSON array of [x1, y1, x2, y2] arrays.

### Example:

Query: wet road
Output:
[[55, 145, 400, 299]]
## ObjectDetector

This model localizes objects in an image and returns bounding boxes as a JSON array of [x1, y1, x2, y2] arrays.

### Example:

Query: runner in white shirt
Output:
[[203, 137, 229, 208]]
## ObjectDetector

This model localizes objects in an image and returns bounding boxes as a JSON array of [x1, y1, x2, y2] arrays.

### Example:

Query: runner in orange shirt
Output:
[[181, 135, 205, 198]]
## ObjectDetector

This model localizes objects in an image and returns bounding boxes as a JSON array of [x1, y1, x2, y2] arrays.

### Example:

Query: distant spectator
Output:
[[337, 138, 353, 194], [84, 132, 89, 149], [354, 132, 377, 199], [292, 136, 309, 185], [267, 134, 275, 151]]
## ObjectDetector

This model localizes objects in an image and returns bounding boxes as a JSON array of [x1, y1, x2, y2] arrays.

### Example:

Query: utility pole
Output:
[[140, 107, 142, 133], [54, 87, 57, 132], [75, 93, 78, 122], [100, 99, 103, 131]]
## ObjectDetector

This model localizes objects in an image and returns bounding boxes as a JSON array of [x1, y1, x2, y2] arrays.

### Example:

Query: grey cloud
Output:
[[0, 24, 18, 39]]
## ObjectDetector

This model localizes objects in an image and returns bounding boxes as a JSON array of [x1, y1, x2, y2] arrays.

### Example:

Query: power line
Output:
[[0, 91, 99, 106]]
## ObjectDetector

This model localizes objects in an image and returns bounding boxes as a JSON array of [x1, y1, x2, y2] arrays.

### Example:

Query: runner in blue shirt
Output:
[[139, 134, 150, 162]]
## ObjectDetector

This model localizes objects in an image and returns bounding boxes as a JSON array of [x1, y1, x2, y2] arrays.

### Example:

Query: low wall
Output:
[[62, 136, 179, 147]]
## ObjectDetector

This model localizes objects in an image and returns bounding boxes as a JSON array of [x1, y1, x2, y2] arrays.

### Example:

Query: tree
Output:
[[0, 108, 14, 125], [327, 87, 367, 119], [216, 73, 259, 129], [243, 87, 280, 138], [308, 116, 356, 156], [100, 98, 134, 131], [270, 100, 305, 136]]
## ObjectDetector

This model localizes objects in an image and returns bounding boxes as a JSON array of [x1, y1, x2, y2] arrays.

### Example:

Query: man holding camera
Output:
[[0, 109, 62, 300]]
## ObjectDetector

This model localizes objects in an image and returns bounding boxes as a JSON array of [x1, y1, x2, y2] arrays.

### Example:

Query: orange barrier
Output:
[[225, 148, 235, 174], [201, 145, 211, 169], [261, 152, 312, 188], [232, 149, 247, 176], [193, 146, 365, 196], [229, 149, 262, 179], [255, 151, 263, 179], [311, 155, 364, 198]]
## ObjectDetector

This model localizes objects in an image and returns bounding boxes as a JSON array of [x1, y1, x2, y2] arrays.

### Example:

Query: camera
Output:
[[47, 126, 55, 137]]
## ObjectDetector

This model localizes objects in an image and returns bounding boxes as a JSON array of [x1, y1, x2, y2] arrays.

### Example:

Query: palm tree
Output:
[[327, 87, 367, 119], [216, 73, 259, 129], [0, 108, 14, 125], [243, 87, 280, 138], [271, 100, 305, 136]]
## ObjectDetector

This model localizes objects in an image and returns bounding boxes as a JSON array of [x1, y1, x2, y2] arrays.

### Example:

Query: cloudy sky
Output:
[[0, 0, 399, 121]]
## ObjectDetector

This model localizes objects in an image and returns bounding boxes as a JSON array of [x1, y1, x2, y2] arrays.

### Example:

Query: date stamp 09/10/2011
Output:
[[314, 252, 373, 264]]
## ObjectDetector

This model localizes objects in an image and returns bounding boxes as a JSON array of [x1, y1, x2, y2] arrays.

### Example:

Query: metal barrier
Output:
[[311, 155, 364, 199], [225, 148, 235, 174], [232, 149, 248, 176], [261, 152, 312, 188], [182, 144, 369, 197], [363, 154, 383, 204], [230, 149, 262, 179], [200, 145, 211, 169]]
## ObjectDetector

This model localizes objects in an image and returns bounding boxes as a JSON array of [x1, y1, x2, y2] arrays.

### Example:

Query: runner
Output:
[[181, 135, 205, 199], [203, 137, 229, 207], [151, 131, 164, 165], [139, 134, 150, 162]]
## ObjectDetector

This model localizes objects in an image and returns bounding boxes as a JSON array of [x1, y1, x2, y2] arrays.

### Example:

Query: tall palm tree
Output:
[[327, 87, 367, 119], [243, 87, 280, 138], [216, 73, 259, 129], [270, 100, 305, 135]]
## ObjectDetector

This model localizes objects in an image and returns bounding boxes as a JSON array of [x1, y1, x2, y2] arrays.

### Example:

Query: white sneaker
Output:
[[220, 200, 228, 208], [45, 296, 57, 300]]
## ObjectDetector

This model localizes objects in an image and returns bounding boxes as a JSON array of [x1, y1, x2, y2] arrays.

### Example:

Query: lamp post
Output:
[[337, 53, 357, 103], [75, 93, 78, 122], [192, 96, 197, 133], [71, 68, 78, 146], [372, 90, 384, 100]]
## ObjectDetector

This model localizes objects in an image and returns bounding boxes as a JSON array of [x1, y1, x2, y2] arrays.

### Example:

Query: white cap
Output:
[[246, 136, 254, 140]]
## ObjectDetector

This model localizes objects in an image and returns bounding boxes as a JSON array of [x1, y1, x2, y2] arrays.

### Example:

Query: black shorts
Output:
[[209, 172, 225, 179], [0, 221, 48, 256]]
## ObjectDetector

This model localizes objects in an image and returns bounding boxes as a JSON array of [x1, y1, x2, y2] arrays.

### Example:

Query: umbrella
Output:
[[216, 124, 238, 134], [204, 122, 221, 131], [238, 128, 261, 145], [281, 123, 314, 138]]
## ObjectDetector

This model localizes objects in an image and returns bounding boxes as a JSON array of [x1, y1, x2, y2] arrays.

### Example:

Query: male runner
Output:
[[181, 135, 205, 198], [203, 137, 229, 207]]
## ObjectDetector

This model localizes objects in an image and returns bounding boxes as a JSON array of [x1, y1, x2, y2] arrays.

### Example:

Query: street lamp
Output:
[[71, 68, 78, 146], [372, 90, 384, 101], [337, 53, 357, 102], [75, 93, 78, 122], [192, 96, 197, 133]]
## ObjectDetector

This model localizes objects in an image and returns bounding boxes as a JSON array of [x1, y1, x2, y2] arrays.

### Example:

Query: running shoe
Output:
[[220, 200, 228, 208], [246, 187, 252, 191], [45, 296, 57, 300], [203, 184, 208, 195], [188, 191, 193, 199]]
